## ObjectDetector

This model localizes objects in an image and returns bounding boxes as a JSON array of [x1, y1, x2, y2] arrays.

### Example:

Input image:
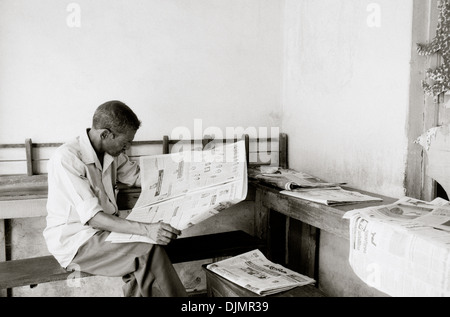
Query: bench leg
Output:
[[0, 220, 7, 297]]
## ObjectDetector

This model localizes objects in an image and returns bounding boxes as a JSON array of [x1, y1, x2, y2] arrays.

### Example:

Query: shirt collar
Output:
[[79, 129, 114, 171]]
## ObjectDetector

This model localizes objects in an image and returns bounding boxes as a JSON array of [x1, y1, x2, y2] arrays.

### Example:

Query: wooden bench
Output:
[[0, 230, 265, 290]]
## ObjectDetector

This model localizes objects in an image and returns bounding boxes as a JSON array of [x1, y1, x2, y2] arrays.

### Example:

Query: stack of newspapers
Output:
[[250, 167, 382, 206], [206, 249, 315, 296]]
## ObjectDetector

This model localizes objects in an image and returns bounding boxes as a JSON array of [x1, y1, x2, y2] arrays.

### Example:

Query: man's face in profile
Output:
[[104, 128, 136, 157]]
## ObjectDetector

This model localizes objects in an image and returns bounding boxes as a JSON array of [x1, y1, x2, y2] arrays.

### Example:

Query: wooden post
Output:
[[0, 220, 6, 297], [279, 133, 288, 169], [0, 221, 5, 263], [162, 135, 170, 154], [254, 188, 269, 241], [202, 135, 213, 150], [243, 134, 249, 166], [25, 139, 33, 176]]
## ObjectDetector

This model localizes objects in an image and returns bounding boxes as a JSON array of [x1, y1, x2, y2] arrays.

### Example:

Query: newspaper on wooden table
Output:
[[343, 197, 450, 297], [280, 187, 383, 206], [106, 141, 247, 244], [344, 196, 450, 233], [206, 249, 315, 296], [249, 167, 382, 206], [249, 167, 341, 191]]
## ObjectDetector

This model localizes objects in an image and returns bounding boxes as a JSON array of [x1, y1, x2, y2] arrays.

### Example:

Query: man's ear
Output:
[[100, 129, 111, 140]]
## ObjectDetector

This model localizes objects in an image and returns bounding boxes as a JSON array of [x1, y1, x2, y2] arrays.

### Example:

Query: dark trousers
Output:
[[68, 231, 187, 297]]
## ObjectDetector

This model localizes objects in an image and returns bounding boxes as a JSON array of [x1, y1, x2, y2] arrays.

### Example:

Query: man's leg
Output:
[[67, 231, 187, 297]]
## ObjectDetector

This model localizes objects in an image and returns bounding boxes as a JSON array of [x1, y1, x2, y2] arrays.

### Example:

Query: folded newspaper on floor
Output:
[[280, 187, 383, 206], [206, 249, 315, 296], [106, 141, 247, 244]]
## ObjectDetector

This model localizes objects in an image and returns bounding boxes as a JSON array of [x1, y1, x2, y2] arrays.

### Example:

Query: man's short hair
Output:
[[92, 100, 141, 134]]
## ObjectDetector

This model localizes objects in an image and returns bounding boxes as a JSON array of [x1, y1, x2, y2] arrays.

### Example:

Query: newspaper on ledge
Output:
[[206, 249, 315, 296], [280, 187, 383, 206], [106, 141, 247, 244], [249, 167, 382, 206], [249, 167, 341, 190], [343, 197, 450, 297]]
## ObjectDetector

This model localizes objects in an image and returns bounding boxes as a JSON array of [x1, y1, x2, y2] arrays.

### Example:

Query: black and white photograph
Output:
[[0, 0, 449, 302]]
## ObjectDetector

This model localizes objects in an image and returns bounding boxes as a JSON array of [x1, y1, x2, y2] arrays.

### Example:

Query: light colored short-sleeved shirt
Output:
[[43, 129, 140, 268]]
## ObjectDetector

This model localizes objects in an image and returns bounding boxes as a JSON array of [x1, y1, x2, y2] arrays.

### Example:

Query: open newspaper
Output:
[[206, 249, 315, 296], [106, 141, 247, 244], [343, 197, 450, 297]]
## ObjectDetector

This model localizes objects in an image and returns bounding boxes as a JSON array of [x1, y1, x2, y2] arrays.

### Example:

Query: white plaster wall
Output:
[[282, 0, 413, 198], [0, 0, 282, 144]]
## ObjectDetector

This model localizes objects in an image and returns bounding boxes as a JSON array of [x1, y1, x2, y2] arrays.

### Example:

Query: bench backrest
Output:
[[0, 134, 288, 176]]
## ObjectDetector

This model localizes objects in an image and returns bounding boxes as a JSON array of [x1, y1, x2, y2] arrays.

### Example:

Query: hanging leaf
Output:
[[417, 0, 450, 101]]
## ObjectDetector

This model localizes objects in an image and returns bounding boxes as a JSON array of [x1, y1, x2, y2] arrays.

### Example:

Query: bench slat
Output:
[[0, 256, 92, 289], [0, 231, 265, 290]]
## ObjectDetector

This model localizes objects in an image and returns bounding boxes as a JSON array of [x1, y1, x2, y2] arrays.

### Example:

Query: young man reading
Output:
[[43, 100, 187, 297]]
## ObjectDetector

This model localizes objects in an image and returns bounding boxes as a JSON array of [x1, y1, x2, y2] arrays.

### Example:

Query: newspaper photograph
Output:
[[343, 197, 450, 297], [106, 140, 247, 244], [206, 249, 315, 296]]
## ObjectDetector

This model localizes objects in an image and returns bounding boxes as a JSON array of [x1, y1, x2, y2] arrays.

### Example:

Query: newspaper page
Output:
[[280, 187, 383, 206], [206, 249, 315, 296], [106, 141, 247, 244], [343, 197, 450, 297], [249, 167, 341, 190]]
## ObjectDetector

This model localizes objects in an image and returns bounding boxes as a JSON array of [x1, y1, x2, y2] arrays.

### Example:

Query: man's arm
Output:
[[87, 212, 181, 245]]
